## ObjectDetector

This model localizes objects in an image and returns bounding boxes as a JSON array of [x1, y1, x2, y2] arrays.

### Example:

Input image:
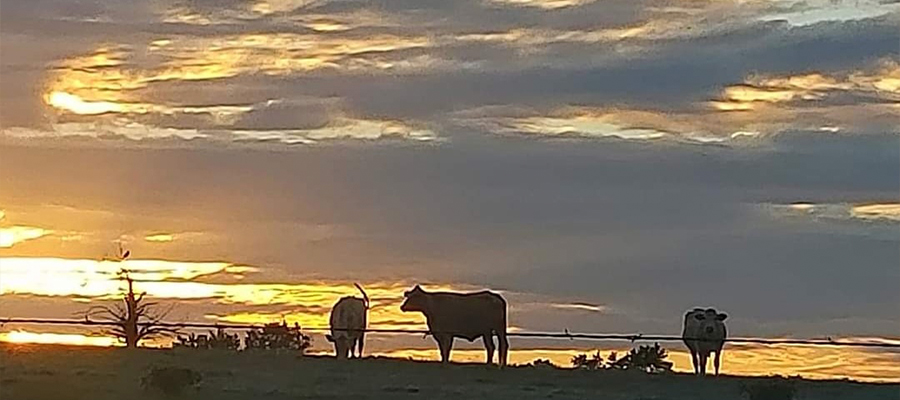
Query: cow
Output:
[[400, 284, 509, 367], [326, 283, 369, 359], [682, 307, 728, 376]]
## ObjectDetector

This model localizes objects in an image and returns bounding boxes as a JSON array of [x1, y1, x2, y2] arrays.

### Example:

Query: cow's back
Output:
[[330, 297, 366, 340], [425, 291, 506, 338]]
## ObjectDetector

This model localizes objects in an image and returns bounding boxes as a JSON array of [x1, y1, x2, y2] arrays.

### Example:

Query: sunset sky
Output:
[[0, 0, 898, 381]]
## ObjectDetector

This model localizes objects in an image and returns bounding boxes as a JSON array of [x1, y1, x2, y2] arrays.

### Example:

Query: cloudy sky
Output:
[[0, 0, 898, 380]]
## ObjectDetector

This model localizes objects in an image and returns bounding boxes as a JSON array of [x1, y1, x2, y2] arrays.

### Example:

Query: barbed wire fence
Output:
[[2, 317, 898, 349]]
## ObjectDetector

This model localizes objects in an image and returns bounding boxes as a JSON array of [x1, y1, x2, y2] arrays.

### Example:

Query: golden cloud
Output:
[[144, 233, 175, 243], [714, 59, 900, 109], [765, 202, 900, 223], [231, 117, 439, 144], [851, 203, 900, 222], [0, 227, 51, 248], [485, 0, 598, 10]]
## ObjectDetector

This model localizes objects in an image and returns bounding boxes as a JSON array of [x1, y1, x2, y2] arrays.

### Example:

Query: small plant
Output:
[[529, 358, 556, 369], [175, 327, 240, 350], [627, 343, 673, 373], [140, 366, 202, 396], [244, 321, 311, 353], [570, 343, 673, 373], [742, 379, 797, 400], [571, 351, 603, 370]]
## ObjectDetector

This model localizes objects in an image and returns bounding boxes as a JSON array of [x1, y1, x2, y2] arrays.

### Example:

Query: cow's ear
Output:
[[716, 313, 728, 321], [693, 313, 705, 321]]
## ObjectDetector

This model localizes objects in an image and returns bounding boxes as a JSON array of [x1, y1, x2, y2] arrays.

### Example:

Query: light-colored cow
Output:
[[682, 307, 728, 376], [326, 283, 369, 359], [400, 285, 509, 367]]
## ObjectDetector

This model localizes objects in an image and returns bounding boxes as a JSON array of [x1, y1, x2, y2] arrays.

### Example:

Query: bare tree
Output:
[[81, 246, 177, 348]]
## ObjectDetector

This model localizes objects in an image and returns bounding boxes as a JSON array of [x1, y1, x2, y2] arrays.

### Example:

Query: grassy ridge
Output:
[[1, 344, 897, 400]]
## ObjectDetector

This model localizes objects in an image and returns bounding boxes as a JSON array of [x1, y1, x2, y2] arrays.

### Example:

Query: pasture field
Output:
[[1, 344, 897, 400]]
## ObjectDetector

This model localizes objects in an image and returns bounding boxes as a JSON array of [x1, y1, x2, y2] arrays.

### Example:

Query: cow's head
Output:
[[400, 285, 429, 313], [692, 308, 727, 337]]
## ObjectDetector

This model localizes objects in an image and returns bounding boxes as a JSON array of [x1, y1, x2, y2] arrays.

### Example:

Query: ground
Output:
[[1, 344, 897, 400]]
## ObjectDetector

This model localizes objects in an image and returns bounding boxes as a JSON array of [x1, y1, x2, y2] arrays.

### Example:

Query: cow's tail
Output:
[[354, 283, 370, 309]]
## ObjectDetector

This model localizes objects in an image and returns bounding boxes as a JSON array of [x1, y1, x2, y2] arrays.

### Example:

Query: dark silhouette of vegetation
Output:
[[572, 343, 673, 373], [80, 247, 177, 348], [175, 327, 240, 350], [244, 321, 311, 352], [140, 366, 202, 396], [742, 379, 797, 400], [526, 358, 557, 369], [571, 351, 604, 370]]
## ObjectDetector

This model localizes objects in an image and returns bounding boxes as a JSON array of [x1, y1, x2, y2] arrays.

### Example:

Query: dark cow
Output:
[[682, 307, 728, 376], [400, 285, 508, 366]]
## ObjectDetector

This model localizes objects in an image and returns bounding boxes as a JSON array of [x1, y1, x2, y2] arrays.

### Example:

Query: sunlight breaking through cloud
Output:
[[713, 59, 900, 111], [0, 257, 256, 298], [486, 0, 598, 10], [764, 202, 900, 223], [144, 234, 175, 243], [0, 227, 52, 248], [0, 331, 122, 347], [230, 117, 439, 144]]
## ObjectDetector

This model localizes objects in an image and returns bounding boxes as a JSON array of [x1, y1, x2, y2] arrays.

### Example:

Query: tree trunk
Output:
[[124, 277, 139, 348]]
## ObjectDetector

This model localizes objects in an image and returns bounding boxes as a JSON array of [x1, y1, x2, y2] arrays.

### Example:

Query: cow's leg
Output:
[[335, 338, 349, 359], [435, 334, 453, 363], [483, 333, 495, 365], [698, 353, 708, 376], [713, 350, 721, 376], [690, 351, 700, 375], [497, 331, 509, 367], [357, 332, 365, 359]]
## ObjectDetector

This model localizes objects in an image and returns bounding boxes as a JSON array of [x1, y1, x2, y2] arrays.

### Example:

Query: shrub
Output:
[[244, 321, 311, 352], [529, 359, 557, 369], [140, 366, 202, 396], [175, 327, 240, 350], [571, 351, 604, 370], [742, 379, 797, 400], [570, 343, 673, 373]]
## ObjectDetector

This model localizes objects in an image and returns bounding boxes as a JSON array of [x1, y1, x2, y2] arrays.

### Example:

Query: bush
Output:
[[571, 343, 673, 373], [571, 351, 603, 370], [528, 359, 557, 369], [742, 379, 797, 400], [140, 366, 202, 396], [175, 327, 240, 350], [244, 321, 311, 352], [627, 343, 673, 373]]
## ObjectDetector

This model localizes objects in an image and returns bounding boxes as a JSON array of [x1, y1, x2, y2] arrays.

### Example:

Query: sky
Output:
[[0, 0, 899, 381]]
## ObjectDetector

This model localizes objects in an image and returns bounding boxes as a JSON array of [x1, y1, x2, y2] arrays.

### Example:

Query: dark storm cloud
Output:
[[2, 130, 897, 335], [0, 0, 897, 340]]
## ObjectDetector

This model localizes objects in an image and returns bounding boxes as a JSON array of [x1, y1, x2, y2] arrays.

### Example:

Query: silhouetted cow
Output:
[[400, 285, 508, 366], [326, 284, 369, 359], [682, 307, 728, 375]]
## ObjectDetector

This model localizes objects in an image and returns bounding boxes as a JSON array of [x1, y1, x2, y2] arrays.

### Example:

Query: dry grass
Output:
[[1, 344, 897, 400]]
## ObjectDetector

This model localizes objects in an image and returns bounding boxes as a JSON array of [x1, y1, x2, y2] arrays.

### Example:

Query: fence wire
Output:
[[2, 317, 897, 349]]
